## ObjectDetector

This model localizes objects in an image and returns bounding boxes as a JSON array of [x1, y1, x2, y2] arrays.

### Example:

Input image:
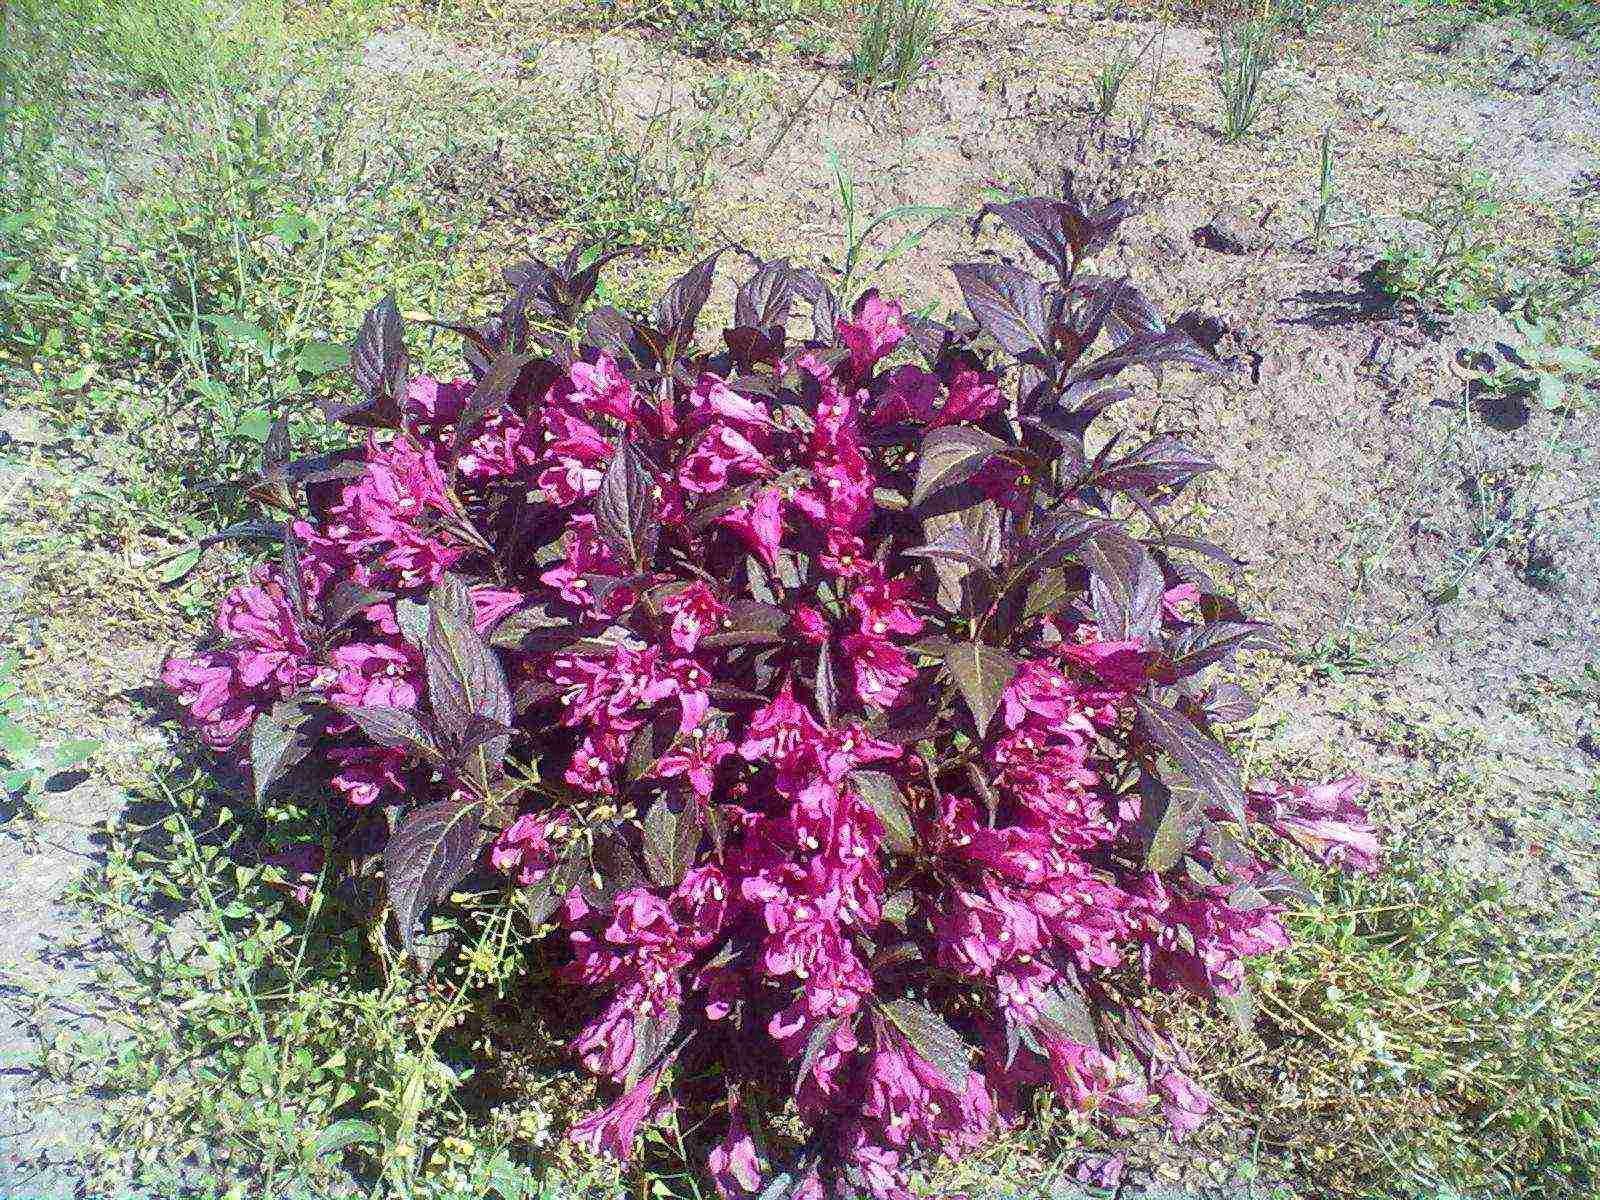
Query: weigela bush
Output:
[[166, 175, 1376, 1198]]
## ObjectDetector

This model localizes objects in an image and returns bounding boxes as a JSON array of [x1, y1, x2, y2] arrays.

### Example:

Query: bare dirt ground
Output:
[[3, 2, 1597, 1196]]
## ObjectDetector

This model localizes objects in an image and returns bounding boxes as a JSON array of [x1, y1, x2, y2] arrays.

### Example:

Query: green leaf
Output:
[[235, 410, 274, 443], [0, 718, 39, 760], [50, 738, 101, 772], [849, 769, 915, 853], [155, 546, 203, 585], [311, 1117, 382, 1157], [942, 642, 1018, 736], [1218, 980, 1257, 1034], [881, 999, 970, 1089], [1546, 346, 1599, 372], [1536, 371, 1568, 409], [0, 767, 37, 795], [201, 313, 271, 349], [297, 340, 350, 375]]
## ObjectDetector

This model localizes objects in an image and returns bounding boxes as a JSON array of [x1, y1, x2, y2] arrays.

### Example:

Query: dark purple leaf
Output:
[[1169, 621, 1277, 677], [332, 294, 407, 427], [949, 261, 1049, 355], [642, 797, 700, 887], [454, 349, 534, 450], [735, 258, 797, 329], [788, 268, 840, 342], [910, 426, 1009, 509], [942, 642, 1018, 735], [1134, 765, 1204, 871], [424, 578, 512, 749], [250, 703, 313, 804], [799, 1016, 845, 1087], [973, 196, 1076, 281], [1134, 697, 1246, 823], [849, 770, 914, 853], [279, 524, 310, 631], [1035, 979, 1098, 1048], [1200, 679, 1258, 725], [263, 418, 290, 471], [333, 704, 441, 759], [655, 250, 724, 352], [814, 643, 840, 726], [881, 999, 970, 1089], [595, 441, 660, 570], [700, 600, 788, 648], [1007, 507, 1108, 585], [1081, 528, 1163, 641], [384, 797, 484, 950], [1086, 434, 1216, 497], [1069, 329, 1225, 389], [322, 581, 392, 634], [331, 704, 441, 761]]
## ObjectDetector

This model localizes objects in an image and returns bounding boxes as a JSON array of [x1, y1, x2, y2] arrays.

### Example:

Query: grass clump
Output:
[[848, 0, 941, 92], [1216, 17, 1277, 142]]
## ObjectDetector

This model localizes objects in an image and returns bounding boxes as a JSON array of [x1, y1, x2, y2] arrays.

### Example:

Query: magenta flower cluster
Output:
[[166, 187, 1374, 1199]]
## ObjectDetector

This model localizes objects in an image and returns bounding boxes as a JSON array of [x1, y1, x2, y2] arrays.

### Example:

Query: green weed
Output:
[[1374, 169, 1504, 314]]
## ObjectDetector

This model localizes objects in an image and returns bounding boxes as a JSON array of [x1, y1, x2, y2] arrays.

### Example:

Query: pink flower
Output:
[[719, 486, 784, 567], [655, 733, 735, 799], [569, 353, 636, 423], [659, 582, 729, 652], [1248, 777, 1378, 873], [849, 568, 924, 637], [1060, 638, 1152, 689], [490, 814, 557, 886], [330, 746, 408, 807], [708, 1099, 763, 1199], [163, 652, 259, 749], [934, 366, 1002, 427], [791, 605, 829, 644], [681, 425, 771, 494], [841, 632, 917, 708], [1156, 1070, 1211, 1139], [569, 1069, 672, 1163], [325, 643, 419, 709], [740, 680, 823, 764], [690, 372, 772, 428], [837, 289, 906, 376]]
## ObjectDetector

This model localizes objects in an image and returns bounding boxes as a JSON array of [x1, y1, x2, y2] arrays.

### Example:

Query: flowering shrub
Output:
[[166, 175, 1375, 1198]]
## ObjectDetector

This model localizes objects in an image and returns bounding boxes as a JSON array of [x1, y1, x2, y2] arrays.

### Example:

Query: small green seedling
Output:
[[0, 654, 100, 810], [1482, 315, 1599, 411]]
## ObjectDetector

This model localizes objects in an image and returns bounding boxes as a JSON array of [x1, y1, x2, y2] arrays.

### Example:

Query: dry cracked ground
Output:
[[2, 3, 1597, 1198]]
